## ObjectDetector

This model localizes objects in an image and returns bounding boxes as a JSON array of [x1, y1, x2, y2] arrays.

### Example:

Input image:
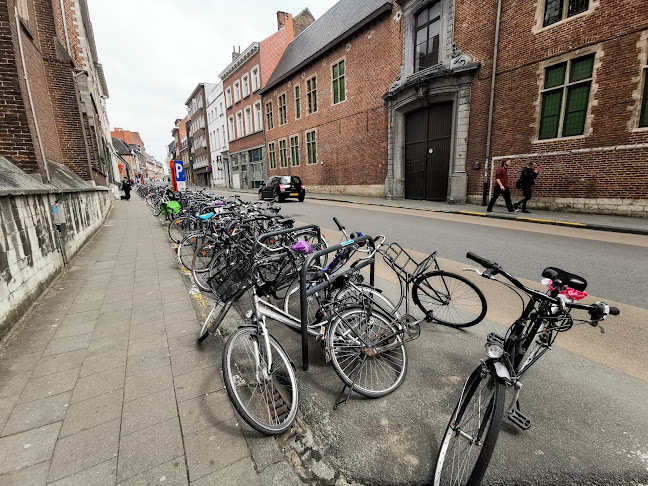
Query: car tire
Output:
[[258, 191, 264, 200], [298, 194, 305, 202], [273, 191, 282, 203]]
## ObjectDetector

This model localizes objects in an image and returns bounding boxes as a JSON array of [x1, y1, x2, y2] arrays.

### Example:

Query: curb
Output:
[[309, 196, 648, 236]]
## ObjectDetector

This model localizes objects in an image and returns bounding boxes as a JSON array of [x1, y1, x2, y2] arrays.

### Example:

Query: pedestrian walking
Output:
[[121, 177, 132, 201], [487, 160, 515, 213], [514, 162, 539, 213]]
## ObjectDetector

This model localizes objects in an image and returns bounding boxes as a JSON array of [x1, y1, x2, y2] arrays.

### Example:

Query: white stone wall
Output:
[[0, 190, 112, 338]]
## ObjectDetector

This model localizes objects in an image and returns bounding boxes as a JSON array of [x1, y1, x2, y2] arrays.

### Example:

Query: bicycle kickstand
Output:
[[333, 355, 367, 410]]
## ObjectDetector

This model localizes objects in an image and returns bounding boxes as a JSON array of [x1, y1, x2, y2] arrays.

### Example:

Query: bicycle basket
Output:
[[208, 264, 252, 302]]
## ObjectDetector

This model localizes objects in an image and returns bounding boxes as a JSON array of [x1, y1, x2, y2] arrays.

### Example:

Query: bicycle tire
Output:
[[178, 234, 207, 271], [327, 307, 407, 398], [169, 216, 197, 244], [433, 365, 505, 486], [222, 327, 299, 435], [412, 271, 487, 327], [191, 240, 223, 293], [197, 300, 233, 342]]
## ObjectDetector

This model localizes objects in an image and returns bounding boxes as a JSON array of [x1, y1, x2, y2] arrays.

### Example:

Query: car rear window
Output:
[[280, 176, 301, 184]]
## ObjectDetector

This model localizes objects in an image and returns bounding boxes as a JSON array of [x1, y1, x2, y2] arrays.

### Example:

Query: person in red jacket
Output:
[[487, 160, 515, 213]]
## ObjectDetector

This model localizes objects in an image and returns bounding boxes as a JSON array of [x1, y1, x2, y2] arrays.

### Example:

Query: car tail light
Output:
[[301, 184, 304, 190]]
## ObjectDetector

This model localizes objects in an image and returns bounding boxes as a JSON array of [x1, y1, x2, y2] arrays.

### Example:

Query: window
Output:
[[414, 2, 441, 72], [234, 81, 241, 103], [245, 106, 252, 135], [332, 60, 346, 104], [295, 85, 301, 119], [228, 116, 235, 140], [216, 128, 220, 148], [279, 139, 288, 168], [248, 148, 262, 162], [254, 102, 263, 131], [265, 101, 274, 129], [220, 102, 224, 116], [242, 74, 250, 98], [251, 66, 260, 92], [226, 87, 232, 108], [290, 135, 300, 166], [640, 55, 648, 128], [543, 0, 589, 27], [539, 54, 595, 139], [306, 76, 317, 114], [306, 130, 317, 164], [268, 142, 276, 169], [278, 93, 287, 125], [236, 111, 243, 138]]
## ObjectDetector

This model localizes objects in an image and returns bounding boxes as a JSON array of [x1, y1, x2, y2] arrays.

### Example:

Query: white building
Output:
[[206, 82, 229, 187]]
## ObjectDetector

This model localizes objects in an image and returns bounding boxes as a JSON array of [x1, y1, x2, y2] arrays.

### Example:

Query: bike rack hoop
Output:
[[299, 234, 376, 371]]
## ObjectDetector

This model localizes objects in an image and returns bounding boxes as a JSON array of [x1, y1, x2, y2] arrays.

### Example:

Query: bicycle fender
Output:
[[493, 361, 511, 380]]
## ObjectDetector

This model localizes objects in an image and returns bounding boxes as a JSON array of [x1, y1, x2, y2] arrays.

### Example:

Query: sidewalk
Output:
[[202, 185, 648, 236], [0, 198, 297, 485]]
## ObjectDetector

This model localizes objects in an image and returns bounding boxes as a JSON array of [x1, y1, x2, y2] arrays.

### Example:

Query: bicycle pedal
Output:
[[507, 408, 532, 430]]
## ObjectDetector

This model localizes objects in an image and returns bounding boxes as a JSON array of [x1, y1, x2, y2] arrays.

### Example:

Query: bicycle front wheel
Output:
[[433, 365, 505, 486], [412, 271, 487, 327], [327, 307, 407, 398], [222, 327, 299, 435], [197, 300, 233, 342]]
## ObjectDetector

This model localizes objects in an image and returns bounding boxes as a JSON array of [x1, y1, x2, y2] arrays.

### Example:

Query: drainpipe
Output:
[[59, 0, 72, 56], [15, 7, 51, 184], [483, 0, 503, 205]]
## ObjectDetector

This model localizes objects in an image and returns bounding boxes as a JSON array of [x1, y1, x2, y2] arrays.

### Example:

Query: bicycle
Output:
[[433, 252, 620, 486]]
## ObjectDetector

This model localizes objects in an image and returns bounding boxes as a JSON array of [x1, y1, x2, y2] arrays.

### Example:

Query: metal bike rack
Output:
[[257, 224, 323, 246], [299, 235, 376, 371]]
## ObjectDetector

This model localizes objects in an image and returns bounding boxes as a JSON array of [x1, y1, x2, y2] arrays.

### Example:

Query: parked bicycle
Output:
[[433, 253, 619, 486]]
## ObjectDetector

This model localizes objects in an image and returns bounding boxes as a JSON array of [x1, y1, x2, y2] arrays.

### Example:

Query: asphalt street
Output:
[[210, 190, 648, 485]]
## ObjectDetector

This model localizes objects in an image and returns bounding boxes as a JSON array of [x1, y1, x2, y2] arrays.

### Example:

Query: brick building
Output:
[[220, 11, 313, 189], [171, 117, 191, 182], [185, 83, 215, 186], [385, 0, 648, 214], [0, 0, 116, 186], [259, 0, 402, 197], [206, 82, 230, 187]]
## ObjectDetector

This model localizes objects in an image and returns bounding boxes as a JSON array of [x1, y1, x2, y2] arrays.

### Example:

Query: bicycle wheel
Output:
[[282, 277, 324, 333], [178, 234, 206, 271], [433, 365, 505, 486], [192, 240, 222, 292], [327, 307, 407, 398], [222, 327, 299, 435], [334, 283, 401, 319], [197, 300, 233, 342], [412, 271, 487, 327], [169, 216, 196, 244]]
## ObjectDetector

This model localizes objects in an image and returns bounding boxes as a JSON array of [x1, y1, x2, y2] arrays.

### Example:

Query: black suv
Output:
[[258, 176, 305, 202]]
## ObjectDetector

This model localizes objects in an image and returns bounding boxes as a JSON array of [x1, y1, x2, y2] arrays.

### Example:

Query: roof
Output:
[[112, 137, 132, 155], [259, 0, 393, 94], [219, 43, 260, 81]]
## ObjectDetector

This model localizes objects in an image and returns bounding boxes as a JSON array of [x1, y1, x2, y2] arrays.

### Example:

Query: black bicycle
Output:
[[433, 252, 619, 486]]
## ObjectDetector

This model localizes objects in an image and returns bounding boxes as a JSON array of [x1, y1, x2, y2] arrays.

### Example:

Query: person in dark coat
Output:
[[514, 162, 539, 213], [122, 177, 132, 201], [487, 160, 515, 213]]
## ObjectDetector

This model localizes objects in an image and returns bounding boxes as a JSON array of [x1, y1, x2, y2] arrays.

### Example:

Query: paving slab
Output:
[[117, 417, 184, 482], [120, 387, 177, 437], [86, 333, 130, 357], [59, 389, 123, 438], [43, 334, 92, 358], [79, 349, 127, 377], [123, 365, 173, 403], [31, 349, 86, 379], [0, 371, 32, 400], [18, 368, 79, 404], [190, 457, 259, 486], [117, 457, 187, 486], [48, 419, 120, 482], [172, 366, 223, 403], [125, 347, 170, 377], [0, 460, 50, 486], [47, 458, 117, 486], [70, 366, 125, 404], [0, 422, 61, 475], [2, 391, 71, 437]]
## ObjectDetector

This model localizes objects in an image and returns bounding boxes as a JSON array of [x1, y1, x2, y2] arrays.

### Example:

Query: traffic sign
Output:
[[173, 160, 186, 191]]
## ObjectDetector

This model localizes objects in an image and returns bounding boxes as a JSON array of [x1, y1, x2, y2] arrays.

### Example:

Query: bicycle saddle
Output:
[[196, 212, 214, 220], [542, 267, 587, 291]]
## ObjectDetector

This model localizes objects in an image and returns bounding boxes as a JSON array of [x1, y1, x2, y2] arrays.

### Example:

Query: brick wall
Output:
[[458, 0, 648, 212], [0, 188, 112, 339], [263, 5, 402, 195]]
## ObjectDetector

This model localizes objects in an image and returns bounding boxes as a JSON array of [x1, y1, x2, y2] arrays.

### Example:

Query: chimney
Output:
[[232, 45, 240, 61], [277, 11, 294, 43]]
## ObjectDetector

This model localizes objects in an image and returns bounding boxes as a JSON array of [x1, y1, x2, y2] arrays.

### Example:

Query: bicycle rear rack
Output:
[[381, 242, 437, 282]]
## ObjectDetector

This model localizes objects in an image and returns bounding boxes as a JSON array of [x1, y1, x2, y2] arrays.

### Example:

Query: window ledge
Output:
[[534, 10, 591, 34], [533, 134, 589, 144], [632, 126, 648, 133]]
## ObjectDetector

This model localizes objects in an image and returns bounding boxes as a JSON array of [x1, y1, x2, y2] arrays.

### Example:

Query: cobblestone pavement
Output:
[[0, 197, 299, 485]]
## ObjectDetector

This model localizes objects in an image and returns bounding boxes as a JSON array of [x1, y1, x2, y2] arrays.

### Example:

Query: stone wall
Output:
[[0, 158, 113, 339]]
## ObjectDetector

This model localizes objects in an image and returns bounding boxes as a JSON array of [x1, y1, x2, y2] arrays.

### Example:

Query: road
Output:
[[211, 190, 648, 485]]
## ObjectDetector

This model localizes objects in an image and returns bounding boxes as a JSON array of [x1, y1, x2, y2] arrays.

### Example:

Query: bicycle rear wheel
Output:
[[327, 307, 407, 398], [192, 241, 224, 293], [412, 271, 487, 327], [197, 300, 233, 342], [169, 216, 197, 244], [433, 365, 505, 486], [222, 327, 299, 435]]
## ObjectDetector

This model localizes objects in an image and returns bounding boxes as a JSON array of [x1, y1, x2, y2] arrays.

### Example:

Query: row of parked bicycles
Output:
[[141, 183, 619, 486]]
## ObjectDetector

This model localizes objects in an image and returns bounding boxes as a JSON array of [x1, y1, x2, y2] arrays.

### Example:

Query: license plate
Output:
[[290, 193, 298, 196]]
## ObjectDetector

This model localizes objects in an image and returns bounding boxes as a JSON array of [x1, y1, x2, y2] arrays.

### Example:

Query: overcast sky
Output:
[[87, 0, 338, 162]]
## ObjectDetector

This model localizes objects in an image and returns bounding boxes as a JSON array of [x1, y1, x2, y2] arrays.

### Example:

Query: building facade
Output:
[[220, 11, 311, 189], [206, 82, 230, 187], [260, 0, 402, 197], [385, 0, 648, 214], [171, 117, 191, 184], [461, 0, 648, 214], [185, 83, 215, 186], [0, 0, 116, 185]]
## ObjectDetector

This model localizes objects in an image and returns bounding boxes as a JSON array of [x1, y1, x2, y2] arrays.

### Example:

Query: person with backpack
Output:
[[514, 162, 539, 213]]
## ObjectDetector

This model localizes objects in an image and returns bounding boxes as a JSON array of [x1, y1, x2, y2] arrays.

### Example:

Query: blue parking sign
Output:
[[174, 161, 185, 182]]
